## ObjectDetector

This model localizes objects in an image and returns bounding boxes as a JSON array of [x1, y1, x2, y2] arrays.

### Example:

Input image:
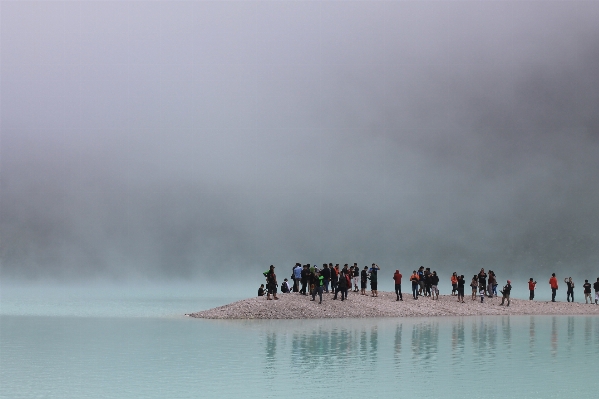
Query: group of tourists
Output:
[[546, 273, 599, 304], [259, 263, 381, 302], [259, 264, 599, 306]]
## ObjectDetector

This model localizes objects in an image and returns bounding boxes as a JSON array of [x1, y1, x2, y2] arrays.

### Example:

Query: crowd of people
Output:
[[259, 264, 599, 306]]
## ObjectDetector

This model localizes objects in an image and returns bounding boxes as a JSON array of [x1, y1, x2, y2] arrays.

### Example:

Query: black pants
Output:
[[395, 284, 402, 300], [311, 286, 323, 303], [551, 288, 557, 302], [300, 279, 308, 294], [529, 290, 534, 300], [334, 287, 347, 300], [567, 289, 574, 302]]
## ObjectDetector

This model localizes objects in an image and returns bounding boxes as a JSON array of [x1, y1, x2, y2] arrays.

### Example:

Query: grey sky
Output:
[[1, 1, 598, 281]]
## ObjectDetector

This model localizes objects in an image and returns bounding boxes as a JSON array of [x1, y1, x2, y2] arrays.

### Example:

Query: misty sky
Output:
[[1, 1, 598, 282]]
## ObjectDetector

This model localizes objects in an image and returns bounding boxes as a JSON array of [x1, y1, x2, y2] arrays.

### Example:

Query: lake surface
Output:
[[1, 284, 598, 398]]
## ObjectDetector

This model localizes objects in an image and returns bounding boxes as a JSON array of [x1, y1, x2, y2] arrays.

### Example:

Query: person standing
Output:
[[370, 264, 380, 297], [528, 278, 537, 300], [361, 266, 369, 295], [334, 270, 348, 301], [353, 263, 360, 292], [478, 268, 488, 297], [265, 265, 279, 300], [321, 264, 331, 293], [499, 280, 511, 306], [451, 272, 458, 296], [487, 271, 496, 298], [471, 275, 478, 301], [583, 280, 592, 304], [594, 278, 599, 305], [293, 263, 302, 292], [393, 270, 403, 301], [410, 270, 419, 300], [417, 266, 425, 296], [457, 274, 465, 303], [330, 264, 339, 295], [566, 277, 575, 302], [311, 271, 324, 304], [549, 273, 558, 302]]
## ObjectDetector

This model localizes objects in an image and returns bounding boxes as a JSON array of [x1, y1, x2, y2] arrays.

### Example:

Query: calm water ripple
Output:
[[2, 315, 599, 398]]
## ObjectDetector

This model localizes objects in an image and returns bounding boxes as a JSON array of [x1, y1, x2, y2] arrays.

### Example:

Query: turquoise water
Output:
[[1, 285, 598, 398]]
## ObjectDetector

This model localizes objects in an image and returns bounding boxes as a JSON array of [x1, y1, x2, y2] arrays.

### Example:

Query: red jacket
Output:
[[393, 271, 402, 284], [549, 277, 558, 289]]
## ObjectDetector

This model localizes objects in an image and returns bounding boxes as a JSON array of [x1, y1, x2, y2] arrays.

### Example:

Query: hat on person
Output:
[[507, 280, 511, 284]]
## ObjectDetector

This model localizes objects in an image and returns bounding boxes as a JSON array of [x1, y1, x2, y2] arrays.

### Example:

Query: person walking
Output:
[[566, 277, 575, 302], [410, 270, 419, 300], [549, 273, 558, 302], [528, 278, 537, 300], [499, 280, 511, 306], [431, 271, 440, 300], [583, 280, 592, 304], [393, 270, 403, 301]]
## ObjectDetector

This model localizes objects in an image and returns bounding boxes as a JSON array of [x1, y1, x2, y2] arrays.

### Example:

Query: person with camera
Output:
[[565, 277, 575, 302], [499, 280, 512, 306]]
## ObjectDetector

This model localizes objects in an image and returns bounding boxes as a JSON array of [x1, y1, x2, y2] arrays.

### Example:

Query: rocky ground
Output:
[[188, 290, 599, 319]]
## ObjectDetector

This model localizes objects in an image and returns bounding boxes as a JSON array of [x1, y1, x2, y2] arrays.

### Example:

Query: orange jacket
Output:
[[451, 275, 458, 284], [549, 277, 558, 289]]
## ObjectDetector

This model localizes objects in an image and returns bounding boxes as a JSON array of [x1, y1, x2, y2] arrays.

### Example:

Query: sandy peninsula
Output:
[[188, 291, 599, 319]]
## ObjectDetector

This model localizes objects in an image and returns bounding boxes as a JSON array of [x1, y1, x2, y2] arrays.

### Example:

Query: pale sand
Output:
[[188, 291, 599, 319]]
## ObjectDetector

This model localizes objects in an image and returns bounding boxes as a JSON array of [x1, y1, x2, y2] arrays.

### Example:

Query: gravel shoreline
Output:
[[188, 291, 599, 319]]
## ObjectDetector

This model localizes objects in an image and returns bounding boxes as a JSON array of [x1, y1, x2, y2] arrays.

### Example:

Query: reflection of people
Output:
[[500, 280, 511, 306], [528, 278, 537, 300], [549, 273, 558, 302], [566, 277, 575, 302], [258, 284, 265, 296]]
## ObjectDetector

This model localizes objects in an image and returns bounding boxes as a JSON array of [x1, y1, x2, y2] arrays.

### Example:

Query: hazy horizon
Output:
[[2, 1, 599, 283]]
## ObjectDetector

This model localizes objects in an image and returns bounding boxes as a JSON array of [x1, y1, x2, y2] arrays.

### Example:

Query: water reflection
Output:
[[529, 316, 536, 357], [411, 321, 439, 367], [551, 316, 558, 358], [450, 318, 465, 366]]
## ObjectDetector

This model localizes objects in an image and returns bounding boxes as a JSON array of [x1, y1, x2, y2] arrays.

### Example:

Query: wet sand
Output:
[[188, 291, 599, 319]]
